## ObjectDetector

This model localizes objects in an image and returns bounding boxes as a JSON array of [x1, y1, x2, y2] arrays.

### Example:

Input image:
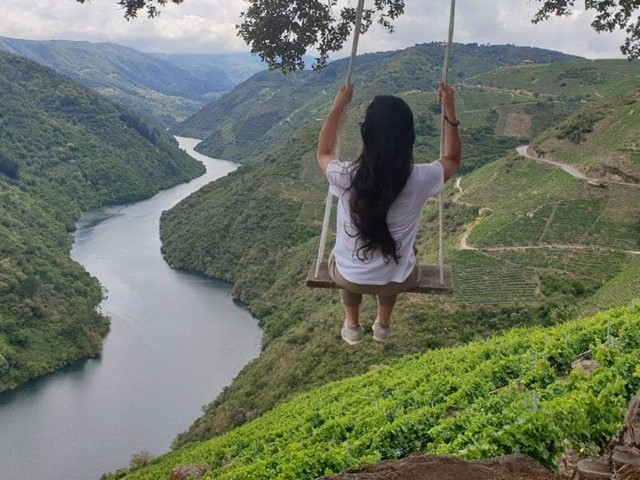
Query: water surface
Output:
[[0, 137, 262, 480]]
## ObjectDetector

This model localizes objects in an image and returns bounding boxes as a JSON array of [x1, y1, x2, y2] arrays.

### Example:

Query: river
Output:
[[0, 137, 263, 480]]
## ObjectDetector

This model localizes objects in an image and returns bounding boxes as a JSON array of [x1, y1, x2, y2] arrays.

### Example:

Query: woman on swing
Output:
[[317, 82, 461, 345]]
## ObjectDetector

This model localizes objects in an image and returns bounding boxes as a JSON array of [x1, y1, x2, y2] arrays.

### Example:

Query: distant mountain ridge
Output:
[[173, 42, 581, 163], [149, 52, 267, 90], [0, 36, 265, 126]]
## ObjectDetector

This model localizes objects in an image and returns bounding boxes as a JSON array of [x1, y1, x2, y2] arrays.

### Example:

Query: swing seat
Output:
[[305, 260, 453, 295]]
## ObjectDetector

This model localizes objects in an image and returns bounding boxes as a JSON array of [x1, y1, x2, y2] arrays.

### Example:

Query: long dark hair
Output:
[[349, 95, 415, 263]]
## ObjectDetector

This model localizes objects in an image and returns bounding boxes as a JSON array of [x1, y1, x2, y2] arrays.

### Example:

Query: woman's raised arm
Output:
[[317, 84, 354, 176]]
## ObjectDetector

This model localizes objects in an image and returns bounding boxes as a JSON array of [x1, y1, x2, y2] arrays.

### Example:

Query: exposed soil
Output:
[[503, 113, 533, 137], [321, 454, 564, 480]]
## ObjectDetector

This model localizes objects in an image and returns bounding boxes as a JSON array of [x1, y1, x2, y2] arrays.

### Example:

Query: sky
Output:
[[1, 0, 631, 61]]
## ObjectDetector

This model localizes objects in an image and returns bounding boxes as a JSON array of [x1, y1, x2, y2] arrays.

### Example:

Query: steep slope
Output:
[[150, 52, 266, 90], [531, 88, 640, 183], [173, 43, 579, 163], [109, 305, 640, 479], [160, 59, 639, 445], [0, 51, 204, 391], [0, 37, 261, 126]]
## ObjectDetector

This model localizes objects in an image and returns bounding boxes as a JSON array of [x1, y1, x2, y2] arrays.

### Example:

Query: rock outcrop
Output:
[[321, 454, 563, 480], [573, 395, 640, 479]]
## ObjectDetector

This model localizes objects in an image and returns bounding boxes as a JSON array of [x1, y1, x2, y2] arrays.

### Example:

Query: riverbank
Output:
[[0, 138, 263, 480]]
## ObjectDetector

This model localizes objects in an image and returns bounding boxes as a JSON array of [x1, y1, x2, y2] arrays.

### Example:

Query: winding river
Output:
[[0, 137, 263, 480]]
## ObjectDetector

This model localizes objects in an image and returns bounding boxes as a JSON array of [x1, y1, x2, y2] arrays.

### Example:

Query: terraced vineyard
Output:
[[432, 152, 640, 304], [532, 88, 640, 183], [446, 250, 540, 303], [443, 248, 627, 305], [461, 157, 640, 251], [586, 257, 640, 310], [465, 60, 640, 100], [109, 305, 640, 479]]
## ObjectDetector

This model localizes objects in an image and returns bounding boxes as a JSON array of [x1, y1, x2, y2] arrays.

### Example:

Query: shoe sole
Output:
[[372, 322, 391, 342], [341, 327, 363, 345]]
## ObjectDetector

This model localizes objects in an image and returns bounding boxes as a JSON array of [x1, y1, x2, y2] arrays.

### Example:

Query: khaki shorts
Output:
[[328, 254, 420, 307]]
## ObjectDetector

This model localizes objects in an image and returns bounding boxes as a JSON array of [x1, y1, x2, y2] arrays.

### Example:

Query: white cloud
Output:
[[0, 0, 630, 59], [349, 0, 627, 59]]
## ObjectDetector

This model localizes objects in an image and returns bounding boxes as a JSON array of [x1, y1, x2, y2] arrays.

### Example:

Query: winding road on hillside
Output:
[[516, 145, 640, 187], [455, 148, 640, 256], [516, 145, 587, 179]]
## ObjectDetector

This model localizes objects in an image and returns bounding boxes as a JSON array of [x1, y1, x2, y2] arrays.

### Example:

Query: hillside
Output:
[[531, 88, 640, 184], [173, 43, 579, 164], [0, 37, 262, 126], [159, 54, 639, 448], [0, 51, 205, 391], [108, 305, 640, 479], [149, 52, 266, 90]]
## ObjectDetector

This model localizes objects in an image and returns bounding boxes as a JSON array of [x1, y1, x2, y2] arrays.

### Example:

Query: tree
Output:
[[76, 0, 184, 19], [237, 0, 639, 71], [237, 0, 405, 72], [83, 0, 639, 68], [532, 0, 640, 59], [77, 0, 405, 71]]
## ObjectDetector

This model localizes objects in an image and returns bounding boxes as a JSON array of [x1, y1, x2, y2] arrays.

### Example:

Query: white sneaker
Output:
[[372, 320, 392, 342], [341, 321, 363, 345]]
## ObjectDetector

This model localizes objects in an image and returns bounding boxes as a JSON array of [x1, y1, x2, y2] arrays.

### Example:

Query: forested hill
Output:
[[149, 52, 266, 90], [159, 54, 639, 450], [0, 50, 204, 391], [173, 42, 580, 162], [0, 36, 263, 126]]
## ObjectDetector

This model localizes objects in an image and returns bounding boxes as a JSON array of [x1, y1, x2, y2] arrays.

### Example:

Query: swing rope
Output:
[[314, 0, 457, 285], [438, 0, 457, 284], [314, 0, 366, 278]]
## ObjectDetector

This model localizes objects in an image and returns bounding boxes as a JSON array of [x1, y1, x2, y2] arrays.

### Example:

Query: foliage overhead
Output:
[[239, 0, 639, 69], [76, 0, 184, 19], [81, 1, 639, 68], [237, 0, 405, 72], [532, 0, 640, 59]]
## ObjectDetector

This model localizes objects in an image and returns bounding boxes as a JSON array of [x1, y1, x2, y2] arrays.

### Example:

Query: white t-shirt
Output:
[[327, 159, 444, 285]]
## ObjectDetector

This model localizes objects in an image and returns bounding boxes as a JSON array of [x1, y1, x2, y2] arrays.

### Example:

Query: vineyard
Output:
[[408, 151, 640, 305], [157, 56, 640, 453], [465, 60, 640, 100], [586, 257, 640, 311], [109, 305, 640, 479], [462, 157, 640, 251], [532, 89, 640, 183]]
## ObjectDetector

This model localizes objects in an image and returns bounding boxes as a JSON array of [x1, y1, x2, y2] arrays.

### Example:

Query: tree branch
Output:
[[531, 0, 640, 59]]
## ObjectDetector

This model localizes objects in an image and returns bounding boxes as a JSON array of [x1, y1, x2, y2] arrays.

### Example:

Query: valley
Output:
[[156, 46, 639, 466], [0, 38, 638, 480]]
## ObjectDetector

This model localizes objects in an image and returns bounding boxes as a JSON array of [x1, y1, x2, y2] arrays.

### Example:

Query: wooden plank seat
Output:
[[305, 260, 453, 295]]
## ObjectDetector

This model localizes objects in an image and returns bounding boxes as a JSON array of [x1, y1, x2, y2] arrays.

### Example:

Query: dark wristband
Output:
[[444, 115, 460, 127]]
